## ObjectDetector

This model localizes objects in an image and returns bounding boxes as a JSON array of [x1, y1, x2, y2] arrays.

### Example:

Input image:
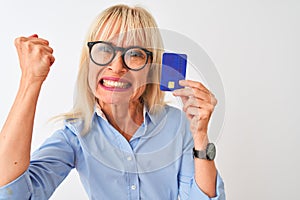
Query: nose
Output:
[[107, 53, 128, 73]]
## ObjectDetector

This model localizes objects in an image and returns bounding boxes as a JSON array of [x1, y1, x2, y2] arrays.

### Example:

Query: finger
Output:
[[179, 80, 210, 94], [30, 37, 50, 45], [184, 97, 215, 112], [186, 113, 193, 121], [178, 95, 188, 105], [40, 45, 54, 54], [49, 54, 55, 66], [42, 54, 55, 66], [185, 106, 212, 120], [26, 34, 50, 45], [173, 87, 211, 102], [211, 95, 218, 106], [182, 96, 198, 112], [173, 87, 193, 97]]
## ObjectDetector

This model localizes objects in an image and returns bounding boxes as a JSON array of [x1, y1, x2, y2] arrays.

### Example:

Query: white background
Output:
[[0, 0, 299, 199]]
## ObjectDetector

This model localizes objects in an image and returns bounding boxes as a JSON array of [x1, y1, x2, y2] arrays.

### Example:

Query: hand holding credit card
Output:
[[160, 52, 187, 91]]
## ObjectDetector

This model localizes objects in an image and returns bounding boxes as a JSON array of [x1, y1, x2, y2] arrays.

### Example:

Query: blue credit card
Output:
[[160, 52, 187, 91]]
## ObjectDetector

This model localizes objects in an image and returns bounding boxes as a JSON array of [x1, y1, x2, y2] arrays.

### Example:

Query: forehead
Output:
[[95, 20, 150, 48]]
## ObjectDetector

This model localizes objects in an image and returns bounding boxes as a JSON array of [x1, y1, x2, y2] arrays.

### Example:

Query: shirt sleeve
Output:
[[188, 172, 226, 200], [178, 150, 226, 200], [0, 128, 76, 200], [178, 116, 226, 200]]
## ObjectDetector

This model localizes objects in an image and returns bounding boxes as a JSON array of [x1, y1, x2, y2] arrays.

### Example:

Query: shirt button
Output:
[[127, 156, 132, 161], [131, 185, 136, 190]]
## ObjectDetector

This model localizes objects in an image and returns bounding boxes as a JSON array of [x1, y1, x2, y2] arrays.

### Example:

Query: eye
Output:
[[127, 48, 146, 59], [90, 43, 115, 65]]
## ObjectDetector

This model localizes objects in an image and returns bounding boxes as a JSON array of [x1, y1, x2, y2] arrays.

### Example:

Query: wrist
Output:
[[193, 133, 209, 150], [18, 78, 43, 100], [21, 70, 47, 85], [20, 76, 43, 88]]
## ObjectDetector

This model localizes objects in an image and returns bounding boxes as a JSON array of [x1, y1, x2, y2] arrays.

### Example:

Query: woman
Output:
[[0, 4, 225, 200]]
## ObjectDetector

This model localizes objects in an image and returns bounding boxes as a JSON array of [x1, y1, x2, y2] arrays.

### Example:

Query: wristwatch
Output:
[[193, 143, 216, 161]]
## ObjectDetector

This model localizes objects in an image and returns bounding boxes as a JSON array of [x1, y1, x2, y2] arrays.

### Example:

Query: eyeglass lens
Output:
[[90, 42, 149, 70]]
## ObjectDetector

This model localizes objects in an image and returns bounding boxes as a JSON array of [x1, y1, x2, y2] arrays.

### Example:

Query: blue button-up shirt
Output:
[[0, 105, 225, 199]]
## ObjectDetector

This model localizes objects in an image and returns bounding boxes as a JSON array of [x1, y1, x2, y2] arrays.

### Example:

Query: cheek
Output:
[[131, 70, 149, 97], [88, 63, 103, 95], [132, 68, 149, 87]]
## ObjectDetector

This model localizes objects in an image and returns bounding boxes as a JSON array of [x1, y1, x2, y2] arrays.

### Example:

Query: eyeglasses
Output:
[[87, 41, 153, 71]]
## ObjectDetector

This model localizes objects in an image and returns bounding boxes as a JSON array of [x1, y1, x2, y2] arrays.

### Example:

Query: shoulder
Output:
[[45, 118, 84, 148], [43, 119, 85, 153], [63, 118, 85, 136]]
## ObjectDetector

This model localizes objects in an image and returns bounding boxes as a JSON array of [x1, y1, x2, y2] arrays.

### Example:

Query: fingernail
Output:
[[29, 34, 38, 38]]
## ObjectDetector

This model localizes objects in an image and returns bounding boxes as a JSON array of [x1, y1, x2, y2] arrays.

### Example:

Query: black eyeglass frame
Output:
[[87, 41, 153, 71]]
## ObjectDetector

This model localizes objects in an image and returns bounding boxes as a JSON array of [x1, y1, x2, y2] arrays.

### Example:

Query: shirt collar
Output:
[[95, 103, 108, 121]]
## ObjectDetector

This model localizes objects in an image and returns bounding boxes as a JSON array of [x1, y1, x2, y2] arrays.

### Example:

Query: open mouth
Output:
[[100, 77, 132, 91]]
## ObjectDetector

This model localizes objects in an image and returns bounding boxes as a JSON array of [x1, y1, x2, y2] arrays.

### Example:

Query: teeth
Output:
[[102, 79, 130, 88]]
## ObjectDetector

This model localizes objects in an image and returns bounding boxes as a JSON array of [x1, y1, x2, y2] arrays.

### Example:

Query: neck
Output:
[[99, 99, 144, 141]]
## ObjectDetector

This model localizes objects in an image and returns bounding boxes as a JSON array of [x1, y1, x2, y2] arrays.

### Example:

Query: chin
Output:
[[96, 93, 131, 105]]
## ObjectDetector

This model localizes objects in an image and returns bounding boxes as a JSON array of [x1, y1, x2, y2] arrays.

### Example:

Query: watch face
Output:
[[206, 143, 216, 160]]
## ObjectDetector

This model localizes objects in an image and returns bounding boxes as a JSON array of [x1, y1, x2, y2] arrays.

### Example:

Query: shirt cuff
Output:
[[0, 171, 32, 199], [189, 171, 226, 200]]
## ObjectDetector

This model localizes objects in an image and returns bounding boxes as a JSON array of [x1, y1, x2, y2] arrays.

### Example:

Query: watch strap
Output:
[[193, 147, 207, 159]]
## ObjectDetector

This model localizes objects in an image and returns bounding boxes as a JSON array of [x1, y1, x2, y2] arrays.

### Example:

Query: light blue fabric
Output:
[[0, 105, 225, 200]]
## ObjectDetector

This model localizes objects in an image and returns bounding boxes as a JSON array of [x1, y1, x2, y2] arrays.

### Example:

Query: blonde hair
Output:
[[60, 4, 165, 135]]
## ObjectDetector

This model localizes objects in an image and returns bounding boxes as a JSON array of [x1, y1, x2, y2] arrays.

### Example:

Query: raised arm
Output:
[[0, 34, 55, 186], [173, 80, 219, 198]]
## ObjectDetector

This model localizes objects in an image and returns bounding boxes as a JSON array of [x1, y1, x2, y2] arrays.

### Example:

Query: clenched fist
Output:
[[14, 34, 55, 84]]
